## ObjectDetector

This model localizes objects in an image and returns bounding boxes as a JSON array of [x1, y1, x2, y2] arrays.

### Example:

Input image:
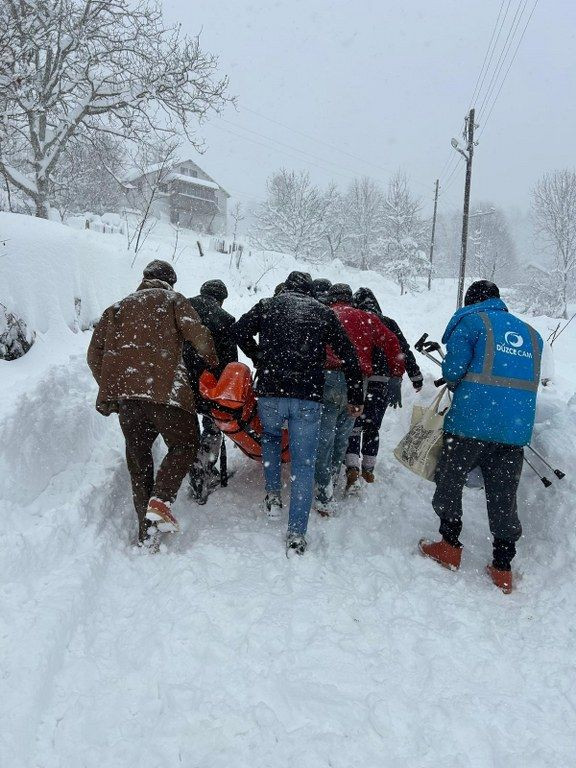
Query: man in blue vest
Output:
[[419, 280, 543, 594]]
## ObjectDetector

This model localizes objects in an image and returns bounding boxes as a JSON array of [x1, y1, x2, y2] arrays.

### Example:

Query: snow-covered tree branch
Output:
[[0, 0, 231, 218], [531, 170, 576, 318]]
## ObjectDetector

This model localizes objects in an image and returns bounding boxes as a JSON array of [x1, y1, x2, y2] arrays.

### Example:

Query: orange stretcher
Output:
[[199, 362, 290, 463]]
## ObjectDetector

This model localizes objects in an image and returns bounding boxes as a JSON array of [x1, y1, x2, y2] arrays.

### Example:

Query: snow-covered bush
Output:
[[0, 304, 34, 360]]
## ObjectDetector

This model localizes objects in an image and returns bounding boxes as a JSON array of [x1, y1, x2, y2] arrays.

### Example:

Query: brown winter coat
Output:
[[87, 278, 219, 416]]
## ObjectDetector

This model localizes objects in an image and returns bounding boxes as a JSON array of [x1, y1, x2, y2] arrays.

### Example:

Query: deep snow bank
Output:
[[1, 213, 576, 767]]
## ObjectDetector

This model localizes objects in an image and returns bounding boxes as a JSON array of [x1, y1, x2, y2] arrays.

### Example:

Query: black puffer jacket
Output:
[[353, 288, 422, 382], [233, 271, 364, 404], [183, 294, 238, 384]]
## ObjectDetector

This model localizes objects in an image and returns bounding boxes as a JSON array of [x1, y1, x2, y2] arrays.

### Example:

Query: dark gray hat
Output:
[[284, 271, 313, 295], [143, 259, 177, 286], [328, 283, 353, 304], [200, 279, 228, 302]]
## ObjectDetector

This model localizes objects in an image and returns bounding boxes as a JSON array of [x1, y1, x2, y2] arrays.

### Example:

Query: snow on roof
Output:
[[121, 162, 166, 183], [164, 172, 220, 190]]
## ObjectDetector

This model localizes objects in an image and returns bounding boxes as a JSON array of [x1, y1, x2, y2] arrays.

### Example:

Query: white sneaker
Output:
[[314, 484, 335, 517], [264, 492, 283, 519], [286, 533, 307, 556]]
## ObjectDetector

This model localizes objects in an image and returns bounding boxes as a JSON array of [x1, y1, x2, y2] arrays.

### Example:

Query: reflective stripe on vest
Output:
[[463, 312, 541, 392]]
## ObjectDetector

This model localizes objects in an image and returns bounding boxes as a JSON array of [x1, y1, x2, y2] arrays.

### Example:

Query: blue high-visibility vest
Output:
[[441, 298, 543, 446]]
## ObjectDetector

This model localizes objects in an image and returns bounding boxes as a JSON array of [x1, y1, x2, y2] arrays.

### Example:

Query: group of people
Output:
[[87, 260, 543, 594]]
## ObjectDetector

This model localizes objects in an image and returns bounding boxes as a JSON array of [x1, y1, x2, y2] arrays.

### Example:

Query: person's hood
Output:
[[353, 287, 382, 314], [442, 297, 508, 344], [137, 278, 175, 292], [284, 271, 313, 295]]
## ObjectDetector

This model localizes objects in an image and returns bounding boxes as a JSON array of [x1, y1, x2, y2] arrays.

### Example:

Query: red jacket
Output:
[[326, 302, 405, 377]]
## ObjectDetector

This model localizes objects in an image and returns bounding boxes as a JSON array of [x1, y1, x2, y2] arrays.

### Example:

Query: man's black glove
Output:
[[423, 340, 442, 353], [387, 377, 402, 408], [411, 374, 424, 392]]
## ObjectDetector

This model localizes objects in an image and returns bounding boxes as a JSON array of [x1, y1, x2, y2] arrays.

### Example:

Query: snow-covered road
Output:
[[2, 346, 576, 768]]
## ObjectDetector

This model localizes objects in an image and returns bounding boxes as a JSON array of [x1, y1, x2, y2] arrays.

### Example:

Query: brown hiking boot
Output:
[[486, 565, 513, 594], [361, 469, 375, 483], [418, 538, 462, 571], [345, 467, 361, 495]]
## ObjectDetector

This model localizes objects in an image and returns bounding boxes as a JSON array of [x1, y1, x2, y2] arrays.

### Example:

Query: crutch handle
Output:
[[434, 377, 446, 388], [414, 333, 429, 353]]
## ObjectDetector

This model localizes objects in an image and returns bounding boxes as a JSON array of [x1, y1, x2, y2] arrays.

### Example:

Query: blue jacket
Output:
[[441, 298, 543, 446]]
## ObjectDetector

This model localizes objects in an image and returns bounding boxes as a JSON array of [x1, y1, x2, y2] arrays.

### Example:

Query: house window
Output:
[[180, 166, 197, 177]]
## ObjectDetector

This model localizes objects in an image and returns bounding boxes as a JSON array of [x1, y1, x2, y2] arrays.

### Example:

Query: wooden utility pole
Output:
[[456, 108, 476, 308], [428, 179, 439, 291]]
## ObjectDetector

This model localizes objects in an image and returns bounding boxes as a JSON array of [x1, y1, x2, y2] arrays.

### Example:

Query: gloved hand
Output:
[[411, 374, 424, 392], [423, 340, 442, 353], [387, 377, 402, 408]]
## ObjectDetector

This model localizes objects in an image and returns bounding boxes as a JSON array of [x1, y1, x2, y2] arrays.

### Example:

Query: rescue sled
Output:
[[199, 362, 290, 463]]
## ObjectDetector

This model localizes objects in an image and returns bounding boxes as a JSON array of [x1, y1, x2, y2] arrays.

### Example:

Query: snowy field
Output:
[[1, 211, 575, 767]]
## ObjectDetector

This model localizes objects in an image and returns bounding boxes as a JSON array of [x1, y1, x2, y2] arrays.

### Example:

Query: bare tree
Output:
[[468, 204, 518, 285], [250, 169, 333, 259], [380, 171, 428, 294], [532, 170, 576, 318], [125, 140, 179, 257], [0, 0, 230, 218], [323, 184, 348, 261], [52, 133, 124, 219], [230, 202, 244, 249], [342, 177, 385, 270], [229, 201, 245, 268]]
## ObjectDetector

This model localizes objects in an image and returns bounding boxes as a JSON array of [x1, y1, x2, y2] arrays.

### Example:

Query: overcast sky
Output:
[[162, 0, 574, 218]]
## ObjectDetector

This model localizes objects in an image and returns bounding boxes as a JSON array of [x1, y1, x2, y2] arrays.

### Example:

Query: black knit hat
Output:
[[328, 283, 353, 304], [143, 259, 177, 286], [464, 280, 500, 306], [200, 279, 228, 302], [312, 278, 332, 303], [284, 271, 313, 295]]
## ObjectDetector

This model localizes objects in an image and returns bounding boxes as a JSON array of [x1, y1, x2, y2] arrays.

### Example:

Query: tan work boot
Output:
[[361, 469, 375, 483], [486, 565, 513, 594], [345, 467, 361, 495], [145, 497, 179, 533], [418, 538, 462, 571]]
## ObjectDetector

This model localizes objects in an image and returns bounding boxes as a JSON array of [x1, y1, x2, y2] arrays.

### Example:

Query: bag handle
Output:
[[428, 385, 450, 415]]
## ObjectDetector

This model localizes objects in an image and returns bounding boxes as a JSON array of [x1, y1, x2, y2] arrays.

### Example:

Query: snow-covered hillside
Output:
[[1, 212, 575, 767]]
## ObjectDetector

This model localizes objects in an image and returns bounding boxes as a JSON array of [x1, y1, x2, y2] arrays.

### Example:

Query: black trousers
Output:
[[346, 381, 388, 470], [432, 433, 524, 569]]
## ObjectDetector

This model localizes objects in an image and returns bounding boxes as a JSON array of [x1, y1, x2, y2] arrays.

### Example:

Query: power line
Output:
[[235, 105, 432, 192], [477, 0, 529, 119], [209, 121, 365, 184], [217, 116, 373, 180], [479, 0, 540, 136], [210, 115, 432, 196], [239, 105, 398, 179], [472, 0, 515, 110], [469, 0, 509, 108]]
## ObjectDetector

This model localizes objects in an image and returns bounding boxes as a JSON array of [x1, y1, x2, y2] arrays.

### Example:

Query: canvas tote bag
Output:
[[393, 387, 450, 481]]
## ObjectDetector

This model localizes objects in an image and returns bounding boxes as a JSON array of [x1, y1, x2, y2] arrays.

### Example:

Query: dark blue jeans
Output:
[[258, 397, 323, 535], [346, 381, 388, 471], [314, 371, 356, 491]]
